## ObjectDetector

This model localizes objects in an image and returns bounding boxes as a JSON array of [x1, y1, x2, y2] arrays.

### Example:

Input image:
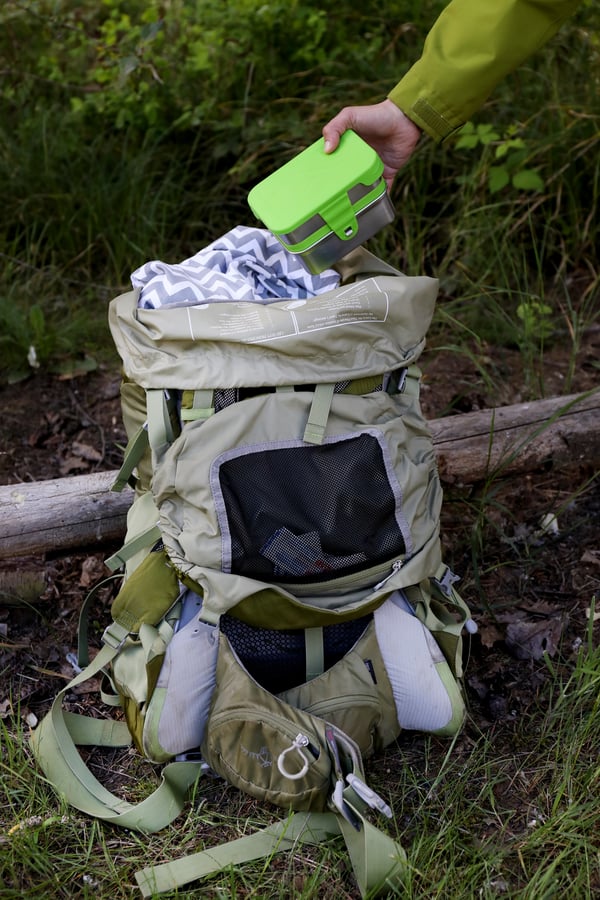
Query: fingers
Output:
[[322, 108, 356, 153], [321, 100, 422, 190]]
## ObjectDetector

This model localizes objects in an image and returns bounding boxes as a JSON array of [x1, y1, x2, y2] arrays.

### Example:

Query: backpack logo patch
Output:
[[241, 744, 272, 768]]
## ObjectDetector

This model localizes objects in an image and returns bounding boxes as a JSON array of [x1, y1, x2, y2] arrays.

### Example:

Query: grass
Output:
[[1, 627, 598, 898], [0, 113, 238, 381]]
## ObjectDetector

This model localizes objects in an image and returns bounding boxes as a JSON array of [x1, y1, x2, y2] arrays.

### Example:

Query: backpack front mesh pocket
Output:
[[211, 431, 412, 582]]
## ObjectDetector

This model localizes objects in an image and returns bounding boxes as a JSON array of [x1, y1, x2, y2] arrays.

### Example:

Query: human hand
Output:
[[322, 99, 421, 190]]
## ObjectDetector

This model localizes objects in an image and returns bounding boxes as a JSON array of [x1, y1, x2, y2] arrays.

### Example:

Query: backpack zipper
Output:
[[209, 707, 321, 765], [279, 556, 406, 597], [372, 559, 404, 591], [304, 692, 380, 720]]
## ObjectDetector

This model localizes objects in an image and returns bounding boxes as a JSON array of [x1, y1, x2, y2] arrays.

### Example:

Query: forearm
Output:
[[388, 0, 582, 142]]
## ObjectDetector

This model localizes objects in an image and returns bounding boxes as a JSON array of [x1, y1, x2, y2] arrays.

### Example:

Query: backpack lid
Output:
[[247, 131, 384, 240], [109, 248, 438, 391]]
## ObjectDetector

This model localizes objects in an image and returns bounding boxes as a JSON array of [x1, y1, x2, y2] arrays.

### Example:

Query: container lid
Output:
[[247, 130, 384, 240]]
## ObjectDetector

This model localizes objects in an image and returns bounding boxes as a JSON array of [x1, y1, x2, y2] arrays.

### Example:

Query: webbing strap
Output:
[[180, 389, 214, 422], [336, 791, 406, 896], [135, 808, 405, 898], [104, 523, 162, 572], [135, 813, 337, 897], [76, 574, 124, 668], [340, 374, 382, 395], [146, 389, 175, 454], [304, 627, 324, 681], [30, 643, 202, 832], [111, 425, 149, 493], [303, 382, 335, 445], [401, 364, 421, 398]]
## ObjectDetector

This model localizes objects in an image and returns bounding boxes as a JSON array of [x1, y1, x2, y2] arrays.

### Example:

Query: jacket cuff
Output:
[[387, 68, 465, 144]]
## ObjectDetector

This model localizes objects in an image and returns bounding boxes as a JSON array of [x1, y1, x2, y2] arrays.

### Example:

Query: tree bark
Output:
[[1, 471, 131, 561], [428, 388, 600, 485], [1, 389, 598, 561]]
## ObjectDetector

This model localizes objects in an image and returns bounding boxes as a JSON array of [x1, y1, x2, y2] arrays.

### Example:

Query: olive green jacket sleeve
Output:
[[388, 0, 582, 142]]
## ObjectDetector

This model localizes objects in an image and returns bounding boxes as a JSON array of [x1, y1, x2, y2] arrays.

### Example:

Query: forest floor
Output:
[[1, 329, 599, 896]]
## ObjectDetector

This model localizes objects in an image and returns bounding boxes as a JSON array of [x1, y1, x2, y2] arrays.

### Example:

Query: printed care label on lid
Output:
[[180, 279, 391, 344]]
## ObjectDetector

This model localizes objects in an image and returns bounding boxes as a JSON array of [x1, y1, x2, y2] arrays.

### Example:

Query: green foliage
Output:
[[0, 0, 434, 145], [0, 290, 98, 383], [0, 1, 598, 381], [455, 123, 545, 194], [516, 295, 553, 343]]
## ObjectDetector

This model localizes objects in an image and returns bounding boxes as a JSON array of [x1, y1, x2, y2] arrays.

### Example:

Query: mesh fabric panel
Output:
[[218, 434, 405, 581], [220, 613, 372, 692]]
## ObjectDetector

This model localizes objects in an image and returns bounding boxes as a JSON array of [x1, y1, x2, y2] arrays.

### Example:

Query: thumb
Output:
[[322, 117, 349, 154]]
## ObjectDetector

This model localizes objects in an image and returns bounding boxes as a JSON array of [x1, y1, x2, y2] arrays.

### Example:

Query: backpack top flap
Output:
[[108, 255, 438, 390]]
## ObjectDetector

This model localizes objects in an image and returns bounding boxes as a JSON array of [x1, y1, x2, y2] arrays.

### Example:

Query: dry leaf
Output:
[[580, 549, 600, 568], [478, 622, 504, 649], [71, 441, 103, 462], [505, 617, 565, 660], [79, 556, 106, 588], [59, 455, 89, 475]]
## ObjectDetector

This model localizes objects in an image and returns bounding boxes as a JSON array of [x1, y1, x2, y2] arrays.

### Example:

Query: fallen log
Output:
[[0, 389, 598, 561], [1, 470, 131, 562], [428, 388, 600, 485]]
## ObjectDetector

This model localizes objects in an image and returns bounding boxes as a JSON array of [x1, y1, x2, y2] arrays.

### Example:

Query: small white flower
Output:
[[27, 345, 40, 369]]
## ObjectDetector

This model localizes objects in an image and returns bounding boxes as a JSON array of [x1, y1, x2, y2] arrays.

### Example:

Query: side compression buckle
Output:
[[101, 621, 129, 651], [346, 774, 392, 819], [432, 565, 461, 598]]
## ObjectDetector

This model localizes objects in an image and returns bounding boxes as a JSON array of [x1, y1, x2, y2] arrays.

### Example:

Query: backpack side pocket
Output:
[[142, 614, 218, 762]]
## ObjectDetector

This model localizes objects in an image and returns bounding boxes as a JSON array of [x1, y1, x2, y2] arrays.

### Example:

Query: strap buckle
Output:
[[101, 621, 129, 650], [346, 774, 392, 819], [432, 565, 461, 598], [332, 779, 361, 830]]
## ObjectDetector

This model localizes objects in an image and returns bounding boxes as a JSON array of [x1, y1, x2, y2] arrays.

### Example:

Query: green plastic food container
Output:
[[247, 130, 395, 274]]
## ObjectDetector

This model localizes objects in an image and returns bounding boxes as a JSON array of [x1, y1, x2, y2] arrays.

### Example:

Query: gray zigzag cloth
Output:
[[132, 225, 340, 308]]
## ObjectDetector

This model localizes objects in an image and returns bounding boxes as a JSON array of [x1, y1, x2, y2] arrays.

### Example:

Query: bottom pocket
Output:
[[203, 635, 333, 811]]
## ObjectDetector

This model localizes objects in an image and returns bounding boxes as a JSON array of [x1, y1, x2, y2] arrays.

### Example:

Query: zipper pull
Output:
[[374, 560, 403, 591], [277, 733, 310, 780]]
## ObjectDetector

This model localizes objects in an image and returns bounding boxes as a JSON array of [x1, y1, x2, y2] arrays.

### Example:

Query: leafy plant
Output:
[[455, 122, 546, 195], [0, 0, 598, 375], [0, 291, 98, 384]]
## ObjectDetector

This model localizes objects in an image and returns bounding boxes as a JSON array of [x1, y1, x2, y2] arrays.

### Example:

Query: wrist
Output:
[[384, 98, 422, 140]]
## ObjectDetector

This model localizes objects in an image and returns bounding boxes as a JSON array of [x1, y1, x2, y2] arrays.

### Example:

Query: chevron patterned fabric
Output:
[[132, 225, 340, 309]]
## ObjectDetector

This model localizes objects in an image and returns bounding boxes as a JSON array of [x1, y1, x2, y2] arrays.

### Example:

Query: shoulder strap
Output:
[[30, 641, 202, 831], [135, 805, 405, 898]]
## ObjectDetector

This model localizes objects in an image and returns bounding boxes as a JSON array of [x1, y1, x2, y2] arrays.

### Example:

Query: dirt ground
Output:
[[1, 330, 599, 818]]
